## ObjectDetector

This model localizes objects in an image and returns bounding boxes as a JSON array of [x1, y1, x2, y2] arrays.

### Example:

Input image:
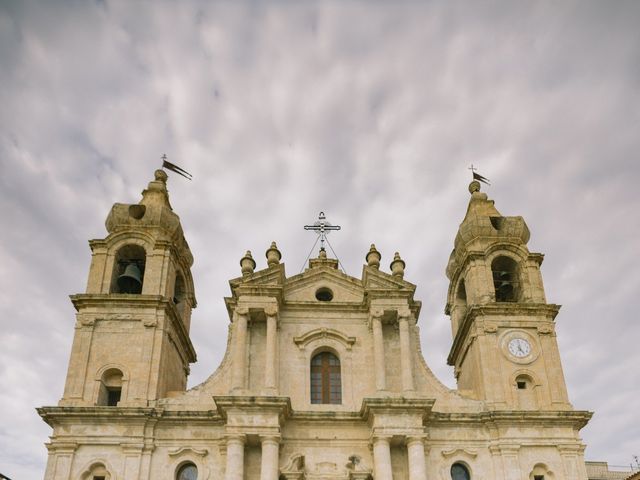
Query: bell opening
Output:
[[111, 244, 146, 294]]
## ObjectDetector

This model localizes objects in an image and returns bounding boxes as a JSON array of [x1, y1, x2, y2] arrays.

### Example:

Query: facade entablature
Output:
[[368, 299, 421, 327]]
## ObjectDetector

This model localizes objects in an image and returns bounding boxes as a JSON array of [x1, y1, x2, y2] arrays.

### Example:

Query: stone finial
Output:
[[240, 250, 256, 276], [265, 241, 282, 267], [366, 244, 381, 269], [155, 169, 168, 183], [469, 180, 481, 194], [390, 252, 406, 278], [319, 247, 327, 259]]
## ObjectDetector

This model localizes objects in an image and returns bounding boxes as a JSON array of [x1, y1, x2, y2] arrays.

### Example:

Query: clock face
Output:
[[508, 338, 531, 358]]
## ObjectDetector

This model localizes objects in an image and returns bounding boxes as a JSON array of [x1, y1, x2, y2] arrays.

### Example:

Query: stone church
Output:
[[38, 169, 593, 480]]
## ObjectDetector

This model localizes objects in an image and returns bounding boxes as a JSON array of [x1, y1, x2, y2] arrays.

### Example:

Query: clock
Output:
[[508, 338, 531, 358]]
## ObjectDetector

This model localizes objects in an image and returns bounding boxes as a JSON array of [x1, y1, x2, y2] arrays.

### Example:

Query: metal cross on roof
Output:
[[304, 211, 341, 252]]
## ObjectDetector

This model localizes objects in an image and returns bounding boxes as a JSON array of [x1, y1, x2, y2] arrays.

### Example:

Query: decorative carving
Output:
[[235, 306, 249, 316], [483, 321, 498, 334], [538, 325, 554, 335], [80, 317, 97, 326], [143, 318, 157, 327], [294, 328, 356, 351], [441, 448, 478, 458], [281, 453, 305, 480], [264, 304, 278, 317], [168, 446, 209, 457]]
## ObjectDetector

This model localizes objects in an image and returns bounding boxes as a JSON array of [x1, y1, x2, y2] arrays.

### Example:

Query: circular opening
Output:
[[315, 287, 333, 302], [128, 204, 146, 219]]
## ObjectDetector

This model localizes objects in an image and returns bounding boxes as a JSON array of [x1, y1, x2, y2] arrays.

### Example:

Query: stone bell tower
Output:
[[59, 169, 197, 407], [445, 179, 571, 410]]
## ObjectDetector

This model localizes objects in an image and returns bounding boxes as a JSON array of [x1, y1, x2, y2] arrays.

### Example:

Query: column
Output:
[[407, 437, 427, 480], [224, 434, 246, 480], [231, 307, 249, 393], [260, 435, 280, 480], [372, 436, 393, 480], [398, 310, 415, 393], [371, 310, 387, 392], [264, 306, 278, 394]]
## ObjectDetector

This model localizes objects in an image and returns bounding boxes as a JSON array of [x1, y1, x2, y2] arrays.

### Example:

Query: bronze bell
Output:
[[117, 263, 142, 294]]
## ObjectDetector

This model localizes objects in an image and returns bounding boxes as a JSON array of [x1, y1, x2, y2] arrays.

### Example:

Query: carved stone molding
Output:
[[441, 448, 478, 459], [294, 328, 356, 351], [168, 446, 209, 457]]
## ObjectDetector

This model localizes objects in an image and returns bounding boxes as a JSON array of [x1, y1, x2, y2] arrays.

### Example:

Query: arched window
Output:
[[81, 462, 111, 480], [173, 272, 186, 305], [491, 256, 519, 302], [310, 351, 341, 404], [111, 244, 146, 294], [515, 374, 538, 409], [97, 368, 123, 406], [176, 462, 198, 480], [451, 463, 471, 480]]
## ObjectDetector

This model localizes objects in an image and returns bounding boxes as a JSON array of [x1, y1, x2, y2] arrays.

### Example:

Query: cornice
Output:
[[429, 410, 593, 430]]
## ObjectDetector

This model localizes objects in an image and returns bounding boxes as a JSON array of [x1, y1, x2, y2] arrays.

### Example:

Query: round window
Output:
[[315, 287, 333, 301], [177, 463, 197, 480]]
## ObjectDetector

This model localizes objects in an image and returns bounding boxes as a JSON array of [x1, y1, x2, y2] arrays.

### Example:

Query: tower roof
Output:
[[446, 180, 530, 280]]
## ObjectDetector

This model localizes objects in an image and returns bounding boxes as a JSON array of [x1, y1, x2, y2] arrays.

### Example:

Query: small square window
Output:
[[94, 477, 106, 480], [534, 476, 544, 480], [517, 381, 527, 390]]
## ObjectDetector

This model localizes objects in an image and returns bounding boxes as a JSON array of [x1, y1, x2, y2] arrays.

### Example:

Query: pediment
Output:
[[284, 267, 364, 303], [228, 264, 286, 299], [361, 265, 416, 292]]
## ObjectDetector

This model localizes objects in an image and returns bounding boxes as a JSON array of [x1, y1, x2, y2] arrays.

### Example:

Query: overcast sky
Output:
[[1, 1, 639, 478]]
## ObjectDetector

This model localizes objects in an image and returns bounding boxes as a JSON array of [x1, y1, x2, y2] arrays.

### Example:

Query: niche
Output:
[[97, 368, 123, 406]]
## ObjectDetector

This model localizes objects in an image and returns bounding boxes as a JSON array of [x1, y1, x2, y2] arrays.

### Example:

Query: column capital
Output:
[[264, 304, 278, 317], [225, 433, 247, 444], [397, 308, 412, 321], [405, 435, 427, 447], [260, 434, 281, 445], [235, 306, 249, 317]]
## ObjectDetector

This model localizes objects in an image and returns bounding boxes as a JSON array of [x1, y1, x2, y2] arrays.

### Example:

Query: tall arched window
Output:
[[310, 352, 341, 404], [451, 463, 471, 480], [176, 462, 197, 480], [491, 256, 519, 302]]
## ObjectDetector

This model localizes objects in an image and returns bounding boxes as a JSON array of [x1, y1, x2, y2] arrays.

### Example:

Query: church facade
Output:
[[38, 170, 592, 480]]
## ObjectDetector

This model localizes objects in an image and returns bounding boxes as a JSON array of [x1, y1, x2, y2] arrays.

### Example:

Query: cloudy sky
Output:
[[1, 1, 639, 478]]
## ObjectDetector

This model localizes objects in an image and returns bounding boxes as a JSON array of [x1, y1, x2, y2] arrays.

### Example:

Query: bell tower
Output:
[[445, 180, 571, 410], [59, 169, 197, 407]]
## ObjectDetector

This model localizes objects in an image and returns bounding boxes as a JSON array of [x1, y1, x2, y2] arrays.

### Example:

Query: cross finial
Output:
[[304, 211, 341, 252], [161, 153, 168, 161], [468, 164, 478, 174]]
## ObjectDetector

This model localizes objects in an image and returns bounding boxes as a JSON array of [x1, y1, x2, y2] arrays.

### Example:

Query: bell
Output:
[[117, 263, 142, 294], [496, 281, 514, 302]]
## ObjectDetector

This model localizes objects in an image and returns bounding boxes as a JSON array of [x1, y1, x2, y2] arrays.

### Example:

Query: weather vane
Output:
[[469, 164, 490, 185], [161, 154, 193, 180], [304, 212, 341, 252]]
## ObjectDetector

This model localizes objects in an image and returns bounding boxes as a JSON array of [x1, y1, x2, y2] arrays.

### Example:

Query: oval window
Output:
[[177, 463, 198, 480], [315, 287, 333, 301]]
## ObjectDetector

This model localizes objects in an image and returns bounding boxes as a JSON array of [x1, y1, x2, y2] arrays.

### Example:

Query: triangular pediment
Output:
[[362, 265, 416, 293], [284, 266, 364, 303]]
